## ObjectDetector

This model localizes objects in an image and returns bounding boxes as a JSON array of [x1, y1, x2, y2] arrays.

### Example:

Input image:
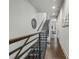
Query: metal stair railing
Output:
[[9, 30, 48, 59]]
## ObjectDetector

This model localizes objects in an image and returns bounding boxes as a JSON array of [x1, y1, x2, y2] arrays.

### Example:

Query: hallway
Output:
[[9, 0, 69, 59], [45, 38, 66, 59]]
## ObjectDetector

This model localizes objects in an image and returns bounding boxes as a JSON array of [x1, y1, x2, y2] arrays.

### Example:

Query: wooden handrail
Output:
[[9, 32, 41, 44]]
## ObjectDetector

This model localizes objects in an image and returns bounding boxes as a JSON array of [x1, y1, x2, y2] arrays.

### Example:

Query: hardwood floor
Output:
[[45, 38, 67, 59]]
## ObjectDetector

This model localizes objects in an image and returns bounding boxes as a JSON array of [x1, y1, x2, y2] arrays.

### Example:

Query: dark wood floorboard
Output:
[[45, 38, 66, 59]]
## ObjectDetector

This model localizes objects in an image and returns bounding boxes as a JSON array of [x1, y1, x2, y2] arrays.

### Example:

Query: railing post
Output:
[[39, 33, 41, 59]]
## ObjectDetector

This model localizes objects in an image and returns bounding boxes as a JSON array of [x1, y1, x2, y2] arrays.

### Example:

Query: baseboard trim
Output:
[[58, 39, 69, 59]]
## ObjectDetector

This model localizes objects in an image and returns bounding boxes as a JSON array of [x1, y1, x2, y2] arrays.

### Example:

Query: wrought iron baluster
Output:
[[39, 33, 41, 59]]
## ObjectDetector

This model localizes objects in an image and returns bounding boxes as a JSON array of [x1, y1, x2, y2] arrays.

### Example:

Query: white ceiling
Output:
[[28, 0, 64, 17]]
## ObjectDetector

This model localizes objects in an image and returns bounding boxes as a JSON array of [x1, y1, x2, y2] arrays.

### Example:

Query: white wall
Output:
[[56, 0, 69, 58], [9, 0, 37, 38], [9, 0, 46, 59]]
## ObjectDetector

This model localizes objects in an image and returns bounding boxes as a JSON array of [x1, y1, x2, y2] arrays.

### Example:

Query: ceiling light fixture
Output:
[[52, 6, 56, 9]]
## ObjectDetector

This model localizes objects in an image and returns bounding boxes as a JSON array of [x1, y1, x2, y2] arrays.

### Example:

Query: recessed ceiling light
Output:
[[53, 18, 56, 21], [52, 6, 56, 9]]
